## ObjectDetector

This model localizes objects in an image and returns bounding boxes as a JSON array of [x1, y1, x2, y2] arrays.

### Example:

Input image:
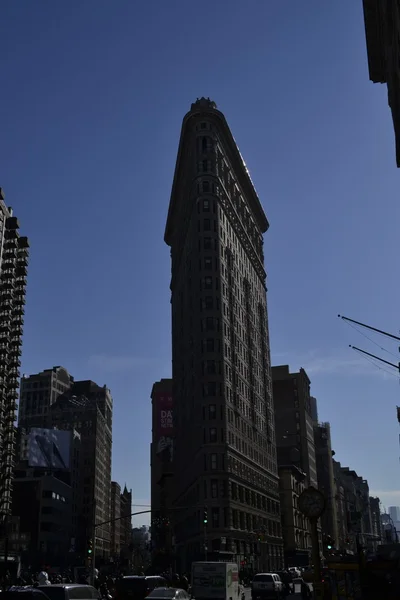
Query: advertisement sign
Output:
[[27, 428, 70, 470], [155, 393, 174, 462]]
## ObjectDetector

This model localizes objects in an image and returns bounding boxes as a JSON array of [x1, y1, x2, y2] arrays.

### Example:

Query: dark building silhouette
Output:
[[150, 379, 174, 566], [19, 366, 74, 430], [165, 98, 283, 571], [272, 365, 317, 488], [119, 485, 132, 566], [50, 380, 113, 559], [363, 0, 400, 166], [0, 188, 29, 528], [110, 481, 121, 557]]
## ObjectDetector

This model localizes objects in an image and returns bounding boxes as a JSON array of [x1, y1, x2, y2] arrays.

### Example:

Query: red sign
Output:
[[156, 394, 173, 436]]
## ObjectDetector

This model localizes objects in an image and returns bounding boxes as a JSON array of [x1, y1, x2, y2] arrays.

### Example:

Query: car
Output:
[[251, 573, 283, 600], [115, 577, 168, 600], [145, 588, 189, 600], [36, 585, 99, 600]]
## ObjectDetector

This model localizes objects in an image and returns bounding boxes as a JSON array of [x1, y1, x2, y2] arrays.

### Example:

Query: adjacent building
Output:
[[362, 0, 400, 166], [370, 497, 383, 545], [314, 422, 338, 548], [110, 481, 121, 557], [120, 485, 132, 560], [50, 379, 113, 559], [389, 506, 400, 523], [0, 188, 29, 527], [333, 461, 374, 553], [165, 98, 283, 571], [278, 464, 310, 567], [272, 366, 317, 488], [19, 366, 74, 429], [150, 379, 174, 567]]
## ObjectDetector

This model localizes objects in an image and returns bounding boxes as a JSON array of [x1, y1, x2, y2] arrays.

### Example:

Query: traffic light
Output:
[[203, 507, 208, 524], [87, 539, 93, 556]]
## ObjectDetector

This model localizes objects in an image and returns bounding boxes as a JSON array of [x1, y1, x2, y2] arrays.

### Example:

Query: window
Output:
[[201, 122, 207, 129], [212, 507, 220, 527], [204, 382, 216, 396], [206, 338, 214, 352], [205, 276, 212, 289], [209, 405, 216, 419], [205, 296, 213, 310], [211, 480, 218, 498], [203, 199, 210, 212], [204, 257, 212, 270], [204, 237, 211, 250], [204, 218, 211, 231], [206, 360, 216, 374], [211, 454, 217, 470], [203, 181, 210, 193], [203, 160, 209, 172], [206, 317, 214, 330], [210, 428, 217, 443]]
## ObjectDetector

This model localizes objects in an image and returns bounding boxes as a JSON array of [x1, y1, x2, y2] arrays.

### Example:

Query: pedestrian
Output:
[[300, 579, 311, 599]]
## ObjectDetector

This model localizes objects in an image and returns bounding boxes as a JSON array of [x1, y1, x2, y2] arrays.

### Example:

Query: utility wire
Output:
[[345, 320, 399, 360]]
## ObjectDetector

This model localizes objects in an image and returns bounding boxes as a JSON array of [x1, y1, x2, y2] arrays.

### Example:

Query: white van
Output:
[[191, 562, 239, 600]]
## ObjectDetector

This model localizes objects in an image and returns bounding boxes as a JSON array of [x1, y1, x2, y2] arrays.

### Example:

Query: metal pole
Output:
[[310, 518, 322, 597], [204, 523, 207, 562], [350, 345, 400, 371], [339, 314, 400, 341]]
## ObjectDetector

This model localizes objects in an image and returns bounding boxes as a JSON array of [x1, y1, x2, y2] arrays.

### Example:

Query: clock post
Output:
[[298, 486, 326, 599]]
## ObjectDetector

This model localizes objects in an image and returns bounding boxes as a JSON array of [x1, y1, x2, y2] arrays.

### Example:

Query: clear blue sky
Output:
[[2, 0, 400, 525]]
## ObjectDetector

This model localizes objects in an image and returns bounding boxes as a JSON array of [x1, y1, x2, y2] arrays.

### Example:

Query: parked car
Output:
[[36, 585, 99, 600], [116, 577, 167, 600], [145, 588, 189, 600], [251, 573, 283, 600]]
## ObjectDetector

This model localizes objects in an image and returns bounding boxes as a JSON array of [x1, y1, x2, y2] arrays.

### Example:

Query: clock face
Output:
[[298, 488, 325, 518]]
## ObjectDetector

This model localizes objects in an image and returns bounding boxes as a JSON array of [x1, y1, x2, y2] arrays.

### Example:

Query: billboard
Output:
[[27, 428, 70, 470], [154, 393, 173, 463]]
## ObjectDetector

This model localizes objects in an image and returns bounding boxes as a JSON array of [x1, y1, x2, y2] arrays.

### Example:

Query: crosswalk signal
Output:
[[87, 539, 93, 556], [203, 508, 208, 524]]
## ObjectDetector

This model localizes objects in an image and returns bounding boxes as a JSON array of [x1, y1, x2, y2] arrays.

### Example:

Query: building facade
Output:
[[0, 188, 29, 527], [362, 0, 400, 167], [370, 497, 383, 545], [150, 379, 174, 566], [165, 98, 283, 571], [120, 485, 132, 560], [50, 380, 113, 559], [272, 366, 317, 488], [278, 465, 310, 567], [314, 422, 338, 548], [110, 481, 121, 557], [333, 461, 374, 553], [19, 366, 74, 430]]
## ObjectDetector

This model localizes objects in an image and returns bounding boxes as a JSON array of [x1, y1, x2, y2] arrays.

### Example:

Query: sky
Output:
[[1, 0, 400, 527]]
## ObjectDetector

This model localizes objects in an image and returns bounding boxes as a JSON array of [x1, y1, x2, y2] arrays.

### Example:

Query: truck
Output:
[[191, 562, 239, 600]]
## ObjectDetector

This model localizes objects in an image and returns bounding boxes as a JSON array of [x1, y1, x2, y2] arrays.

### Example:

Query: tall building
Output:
[[50, 379, 113, 559], [120, 485, 132, 557], [110, 481, 121, 557], [309, 396, 318, 424], [12, 428, 81, 566], [314, 422, 338, 547], [272, 365, 317, 487], [389, 506, 400, 523], [278, 464, 310, 567], [0, 188, 29, 527], [19, 366, 74, 429], [362, 0, 400, 167], [165, 98, 283, 571], [370, 497, 383, 545], [150, 379, 174, 566]]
